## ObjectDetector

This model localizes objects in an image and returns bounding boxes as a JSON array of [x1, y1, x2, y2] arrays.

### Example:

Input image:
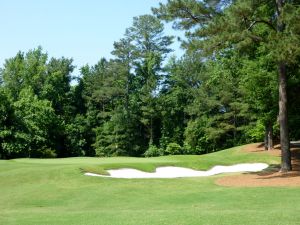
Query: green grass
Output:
[[2, 144, 299, 225]]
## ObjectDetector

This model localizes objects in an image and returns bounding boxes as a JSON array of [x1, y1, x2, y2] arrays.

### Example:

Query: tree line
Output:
[[1, 1, 300, 172]]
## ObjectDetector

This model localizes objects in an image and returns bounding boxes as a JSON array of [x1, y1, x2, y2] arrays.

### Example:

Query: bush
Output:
[[42, 148, 57, 158], [144, 145, 162, 157], [31, 148, 57, 158], [95, 146, 106, 157], [182, 143, 199, 155], [165, 142, 182, 155], [245, 120, 265, 142]]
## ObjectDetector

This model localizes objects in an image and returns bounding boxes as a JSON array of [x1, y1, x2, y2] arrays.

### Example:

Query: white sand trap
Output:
[[84, 163, 268, 179]]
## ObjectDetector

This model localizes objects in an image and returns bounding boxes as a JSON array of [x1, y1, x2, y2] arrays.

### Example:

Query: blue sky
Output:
[[0, 0, 183, 74]]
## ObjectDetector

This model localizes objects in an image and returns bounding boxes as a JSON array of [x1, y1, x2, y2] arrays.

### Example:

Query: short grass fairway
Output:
[[1, 145, 300, 225]]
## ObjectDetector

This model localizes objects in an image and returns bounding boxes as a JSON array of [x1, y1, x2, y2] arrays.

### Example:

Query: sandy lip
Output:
[[84, 163, 268, 179]]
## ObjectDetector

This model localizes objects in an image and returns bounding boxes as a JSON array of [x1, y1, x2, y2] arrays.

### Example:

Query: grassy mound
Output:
[[13, 145, 279, 175]]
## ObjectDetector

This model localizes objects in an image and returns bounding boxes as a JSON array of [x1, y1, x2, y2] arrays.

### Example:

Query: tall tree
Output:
[[0, 88, 14, 159], [239, 52, 278, 150], [12, 87, 57, 158], [125, 14, 173, 147], [159, 54, 201, 150], [0, 47, 75, 157], [153, 0, 300, 171], [1, 46, 48, 100], [42, 57, 74, 116]]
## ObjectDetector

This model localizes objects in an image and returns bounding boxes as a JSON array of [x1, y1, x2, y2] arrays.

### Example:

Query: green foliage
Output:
[[41, 57, 74, 116], [0, 88, 14, 158], [94, 118, 128, 157], [245, 120, 266, 142], [144, 145, 162, 157], [1, 47, 48, 100], [12, 87, 57, 157], [288, 70, 300, 140], [158, 55, 200, 150], [65, 115, 89, 156], [153, 0, 300, 160], [125, 14, 173, 58], [0, 47, 75, 158], [1, 1, 300, 159], [184, 118, 208, 154], [164, 142, 182, 155], [30, 148, 57, 158]]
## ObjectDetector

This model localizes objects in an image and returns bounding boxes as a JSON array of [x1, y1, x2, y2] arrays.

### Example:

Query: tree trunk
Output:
[[267, 123, 273, 150], [149, 117, 153, 145], [264, 122, 273, 151], [276, 0, 292, 171], [278, 62, 291, 171], [125, 68, 130, 114], [264, 124, 268, 151]]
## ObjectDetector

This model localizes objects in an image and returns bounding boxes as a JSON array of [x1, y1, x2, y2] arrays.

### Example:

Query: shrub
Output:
[[42, 148, 57, 158], [182, 143, 199, 155], [31, 148, 57, 158], [95, 146, 106, 157], [144, 145, 162, 157], [165, 142, 182, 155]]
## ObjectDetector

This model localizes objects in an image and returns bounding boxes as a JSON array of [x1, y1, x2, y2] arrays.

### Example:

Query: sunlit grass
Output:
[[2, 144, 296, 225]]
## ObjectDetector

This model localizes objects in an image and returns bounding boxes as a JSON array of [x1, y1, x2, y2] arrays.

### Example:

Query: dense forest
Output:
[[0, 0, 300, 171]]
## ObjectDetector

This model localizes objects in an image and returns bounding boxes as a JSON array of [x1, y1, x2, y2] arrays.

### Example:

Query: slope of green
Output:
[[2, 145, 299, 225], [11, 145, 279, 174]]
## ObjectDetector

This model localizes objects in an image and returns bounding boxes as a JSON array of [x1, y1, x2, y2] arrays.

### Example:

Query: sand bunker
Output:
[[84, 163, 268, 179]]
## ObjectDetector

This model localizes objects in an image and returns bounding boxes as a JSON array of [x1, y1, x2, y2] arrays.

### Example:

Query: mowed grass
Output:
[[1, 145, 299, 225]]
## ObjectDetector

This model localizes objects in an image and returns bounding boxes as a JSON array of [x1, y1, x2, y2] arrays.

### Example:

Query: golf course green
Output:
[[1, 145, 299, 225]]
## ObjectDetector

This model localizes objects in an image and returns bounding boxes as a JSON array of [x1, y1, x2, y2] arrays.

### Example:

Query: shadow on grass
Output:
[[248, 147, 300, 180]]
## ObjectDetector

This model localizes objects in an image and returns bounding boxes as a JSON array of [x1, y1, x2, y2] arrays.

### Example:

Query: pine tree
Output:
[[153, 0, 300, 171]]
